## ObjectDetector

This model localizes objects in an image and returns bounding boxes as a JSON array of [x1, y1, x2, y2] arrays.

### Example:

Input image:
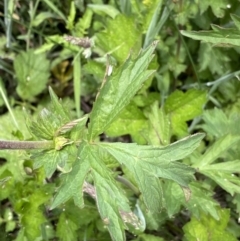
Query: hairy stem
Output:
[[0, 140, 54, 150]]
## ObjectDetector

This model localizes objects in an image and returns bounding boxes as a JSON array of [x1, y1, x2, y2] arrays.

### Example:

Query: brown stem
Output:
[[0, 140, 54, 150]]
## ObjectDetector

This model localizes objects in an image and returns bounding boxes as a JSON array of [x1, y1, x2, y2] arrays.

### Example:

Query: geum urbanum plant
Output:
[[0, 42, 204, 241]]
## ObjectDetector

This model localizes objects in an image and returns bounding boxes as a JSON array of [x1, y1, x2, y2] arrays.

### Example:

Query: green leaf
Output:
[[145, 101, 171, 146], [88, 41, 158, 140], [183, 208, 237, 241], [29, 88, 71, 140], [88, 146, 131, 241], [201, 108, 240, 138], [181, 25, 240, 47], [31, 145, 77, 178], [105, 102, 148, 144], [192, 134, 240, 195], [164, 181, 219, 220], [201, 170, 240, 196], [198, 43, 230, 75], [74, 8, 93, 36], [32, 12, 57, 27], [14, 50, 50, 100], [96, 14, 142, 63], [198, 0, 228, 18], [88, 4, 119, 18], [52, 142, 140, 241], [193, 134, 240, 168], [165, 89, 207, 136], [56, 213, 78, 241], [16, 185, 53, 241], [51, 142, 91, 209], [100, 133, 204, 212], [66, 1, 76, 30], [0, 108, 31, 140]]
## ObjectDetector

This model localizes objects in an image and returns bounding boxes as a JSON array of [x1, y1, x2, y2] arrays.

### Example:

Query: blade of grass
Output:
[[188, 71, 240, 132], [41, 0, 67, 21], [4, 0, 14, 48], [143, 2, 172, 48], [208, 70, 240, 95], [0, 78, 18, 129], [0, 59, 14, 75], [119, 0, 132, 16], [170, 14, 200, 88], [26, 0, 41, 50], [73, 52, 81, 118]]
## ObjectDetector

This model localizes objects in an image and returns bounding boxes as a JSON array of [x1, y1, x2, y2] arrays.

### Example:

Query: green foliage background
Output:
[[0, 0, 240, 240]]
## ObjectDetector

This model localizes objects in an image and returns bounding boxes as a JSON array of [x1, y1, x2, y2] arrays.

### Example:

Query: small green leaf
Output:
[[193, 134, 240, 168], [177, 182, 219, 220], [17, 186, 52, 241], [201, 171, 240, 196], [199, 0, 228, 18], [165, 89, 207, 136], [96, 14, 142, 63], [29, 88, 71, 140], [48, 87, 70, 122], [56, 213, 78, 241], [14, 50, 50, 100], [145, 101, 171, 146], [88, 41, 158, 140], [31, 145, 77, 178], [66, 1, 76, 30], [198, 43, 230, 75], [105, 102, 148, 144], [74, 8, 93, 36], [201, 108, 240, 138], [183, 208, 237, 241]]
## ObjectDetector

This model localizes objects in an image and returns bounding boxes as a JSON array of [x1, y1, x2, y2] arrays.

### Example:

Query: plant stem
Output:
[[0, 140, 54, 150], [116, 175, 140, 195]]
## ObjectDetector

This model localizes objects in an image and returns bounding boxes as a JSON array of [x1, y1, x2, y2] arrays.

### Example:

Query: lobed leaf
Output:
[[193, 134, 240, 168], [88, 41, 158, 140], [201, 171, 240, 196], [99, 133, 204, 211], [201, 108, 240, 138], [89, 149, 129, 241], [51, 142, 91, 209], [164, 182, 220, 220]]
